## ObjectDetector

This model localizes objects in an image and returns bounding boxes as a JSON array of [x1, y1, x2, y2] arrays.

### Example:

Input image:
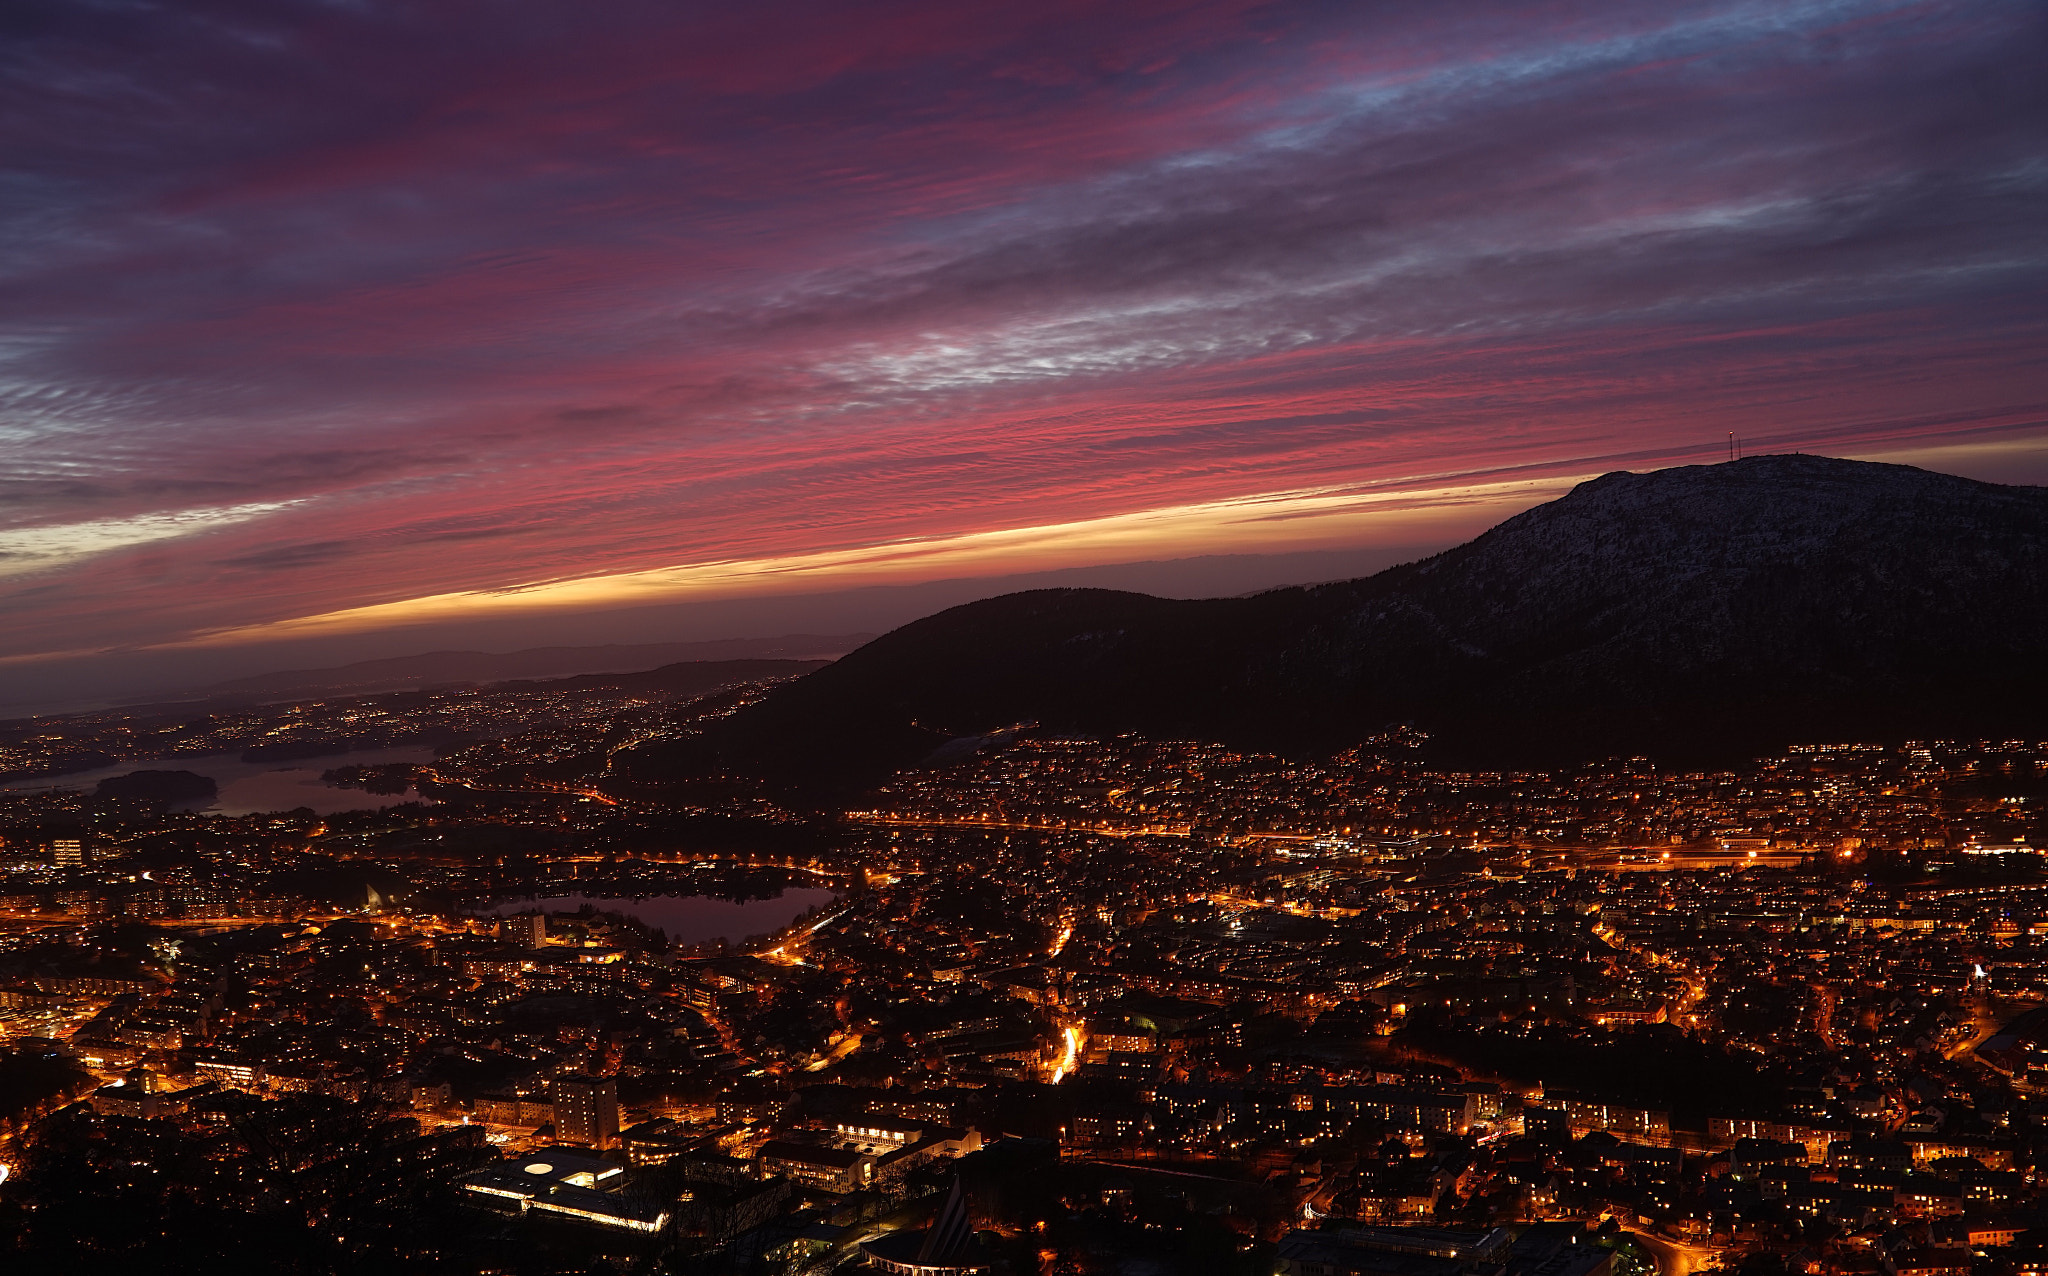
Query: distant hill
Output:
[[486, 659, 832, 697], [213, 659, 833, 762], [621, 455, 2048, 792], [171, 634, 873, 703]]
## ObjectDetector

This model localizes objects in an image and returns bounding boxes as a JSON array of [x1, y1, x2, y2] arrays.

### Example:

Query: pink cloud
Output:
[[0, 0, 2042, 671]]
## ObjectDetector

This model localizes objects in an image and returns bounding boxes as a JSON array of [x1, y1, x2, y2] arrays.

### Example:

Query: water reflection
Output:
[[0, 746, 437, 816]]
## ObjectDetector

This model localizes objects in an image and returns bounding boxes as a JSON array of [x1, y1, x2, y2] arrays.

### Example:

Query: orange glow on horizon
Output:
[[142, 468, 1584, 653]]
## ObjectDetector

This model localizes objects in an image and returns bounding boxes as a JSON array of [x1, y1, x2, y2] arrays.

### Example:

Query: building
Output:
[[475, 1094, 556, 1127], [756, 1141, 873, 1192], [621, 1118, 699, 1167], [552, 1075, 619, 1149], [872, 1125, 982, 1182], [89, 1079, 216, 1120], [501, 913, 546, 949], [458, 1152, 668, 1234], [859, 1178, 991, 1275], [1560, 1099, 1670, 1141], [834, 1113, 940, 1153], [49, 837, 86, 867], [411, 1082, 451, 1112], [190, 1052, 263, 1089]]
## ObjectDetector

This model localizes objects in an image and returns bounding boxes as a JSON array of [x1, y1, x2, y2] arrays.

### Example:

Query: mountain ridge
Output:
[[620, 455, 2048, 792]]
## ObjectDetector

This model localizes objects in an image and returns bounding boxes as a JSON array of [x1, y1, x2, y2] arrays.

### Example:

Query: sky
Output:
[[3, 0, 2045, 709]]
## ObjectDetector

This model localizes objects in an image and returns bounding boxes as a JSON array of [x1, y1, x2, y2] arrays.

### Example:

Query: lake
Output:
[[0, 746, 439, 816], [478, 888, 842, 946]]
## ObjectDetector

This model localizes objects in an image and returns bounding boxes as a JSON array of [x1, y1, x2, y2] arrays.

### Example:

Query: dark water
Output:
[[479, 888, 841, 945], [0, 746, 437, 815]]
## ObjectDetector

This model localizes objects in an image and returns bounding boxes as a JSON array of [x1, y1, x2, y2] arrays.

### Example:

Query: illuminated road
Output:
[[1048, 918, 1074, 957], [1813, 982, 1837, 1049], [1049, 1025, 1083, 1084], [413, 767, 620, 806], [847, 812, 1191, 839], [1625, 1227, 1720, 1276], [1946, 998, 2005, 1064]]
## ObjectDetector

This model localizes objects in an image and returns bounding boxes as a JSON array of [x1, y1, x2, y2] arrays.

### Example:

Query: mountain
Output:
[[166, 634, 874, 704], [620, 455, 2048, 791]]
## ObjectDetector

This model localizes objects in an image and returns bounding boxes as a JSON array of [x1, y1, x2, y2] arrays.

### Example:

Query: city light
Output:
[[0, 670, 2040, 1271], [1050, 1024, 1083, 1084]]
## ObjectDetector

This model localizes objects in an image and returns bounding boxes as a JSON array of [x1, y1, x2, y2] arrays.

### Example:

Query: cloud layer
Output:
[[2, 0, 2045, 663]]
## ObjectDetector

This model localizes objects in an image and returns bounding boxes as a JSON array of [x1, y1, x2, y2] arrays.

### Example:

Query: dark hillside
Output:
[[624, 456, 2048, 793]]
